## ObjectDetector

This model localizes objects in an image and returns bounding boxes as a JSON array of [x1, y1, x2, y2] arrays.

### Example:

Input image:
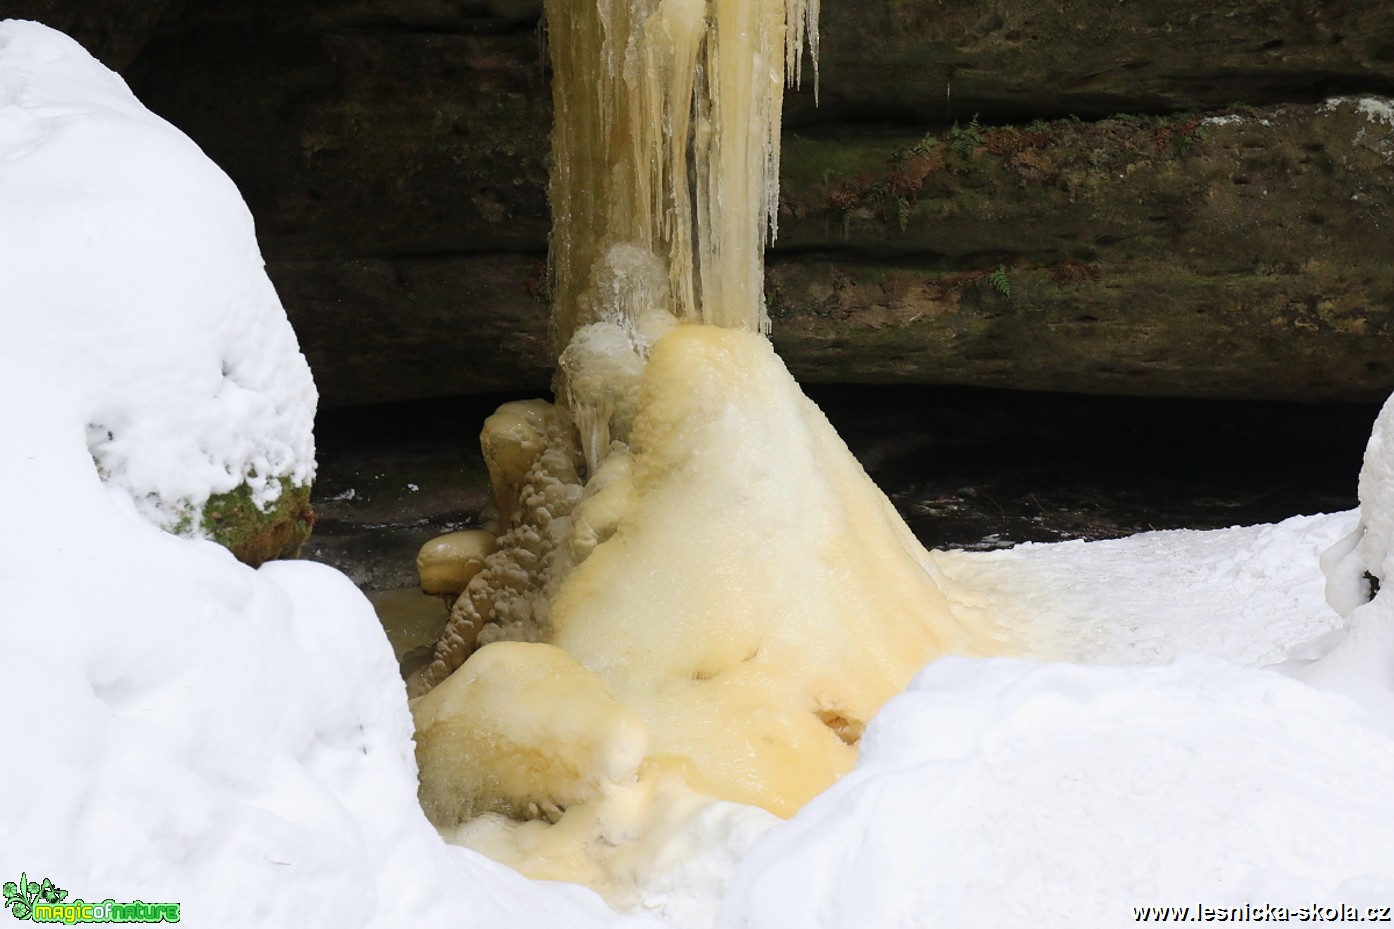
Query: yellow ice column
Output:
[[546, 0, 817, 345]]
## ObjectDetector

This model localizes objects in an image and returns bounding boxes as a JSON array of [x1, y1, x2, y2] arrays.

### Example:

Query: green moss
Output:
[[200, 477, 315, 567], [168, 510, 195, 538], [781, 134, 920, 193]]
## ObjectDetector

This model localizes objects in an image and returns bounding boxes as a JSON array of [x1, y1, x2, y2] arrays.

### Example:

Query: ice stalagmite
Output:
[[408, 0, 1007, 898], [409, 0, 820, 699]]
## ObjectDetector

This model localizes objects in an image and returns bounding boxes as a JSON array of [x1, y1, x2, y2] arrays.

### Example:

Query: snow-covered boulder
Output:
[[1322, 392, 1394, 612], [0, 18, 315, 563]]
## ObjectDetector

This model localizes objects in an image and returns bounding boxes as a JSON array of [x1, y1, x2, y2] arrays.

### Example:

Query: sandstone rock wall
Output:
[[773, 100, 1394, 401], [795, 0, 1394, 124], [16, 0, 1394, 404]]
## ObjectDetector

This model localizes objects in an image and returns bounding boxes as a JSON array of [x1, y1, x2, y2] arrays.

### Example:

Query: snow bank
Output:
[[0, 19, 314, 532], [931, 511, 1355, 667], [1326, 392, 1394, 598], [0, 20, 642, 928], [715, 407, 1394, 929], [722, 656, 1394, 928], [1291, 392, 1394, 732]]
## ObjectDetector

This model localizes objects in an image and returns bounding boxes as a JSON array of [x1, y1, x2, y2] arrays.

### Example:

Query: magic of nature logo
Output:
[[4, 874, 179, 924]]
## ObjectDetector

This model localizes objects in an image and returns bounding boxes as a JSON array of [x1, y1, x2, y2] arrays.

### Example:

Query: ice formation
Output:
[[409, 0, 1007, 893], [545, 0, 816, 341], [416, 531, 498, 599]]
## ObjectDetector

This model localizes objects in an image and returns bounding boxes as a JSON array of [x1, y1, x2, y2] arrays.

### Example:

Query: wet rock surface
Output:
[[820, 386, 1375, 550], [306, 396, 498, 591], [306, 388, 1378, 590]]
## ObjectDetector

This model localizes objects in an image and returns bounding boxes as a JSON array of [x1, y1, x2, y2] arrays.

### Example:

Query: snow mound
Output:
[[932, 512, 1355, 667], [1291, 393, 1394, 732], [723, 656, 1394, 928], [0, 19, 315, 531], [1326, 391, 1394, 598]]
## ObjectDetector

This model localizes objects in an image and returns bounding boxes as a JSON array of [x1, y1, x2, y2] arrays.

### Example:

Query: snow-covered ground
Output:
[[4, 19, 1393, 929]]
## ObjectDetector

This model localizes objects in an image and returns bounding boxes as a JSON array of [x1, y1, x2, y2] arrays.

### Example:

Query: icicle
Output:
[[546, 0, 819, 349]]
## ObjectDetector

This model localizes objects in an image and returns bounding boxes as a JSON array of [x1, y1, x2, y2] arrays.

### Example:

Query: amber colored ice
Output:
[[409, 0, 1011, 895]]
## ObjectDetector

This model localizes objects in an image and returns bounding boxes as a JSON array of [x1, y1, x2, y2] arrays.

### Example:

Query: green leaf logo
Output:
[[3, 872, 35, 920], [3, 873, 65, 921]]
